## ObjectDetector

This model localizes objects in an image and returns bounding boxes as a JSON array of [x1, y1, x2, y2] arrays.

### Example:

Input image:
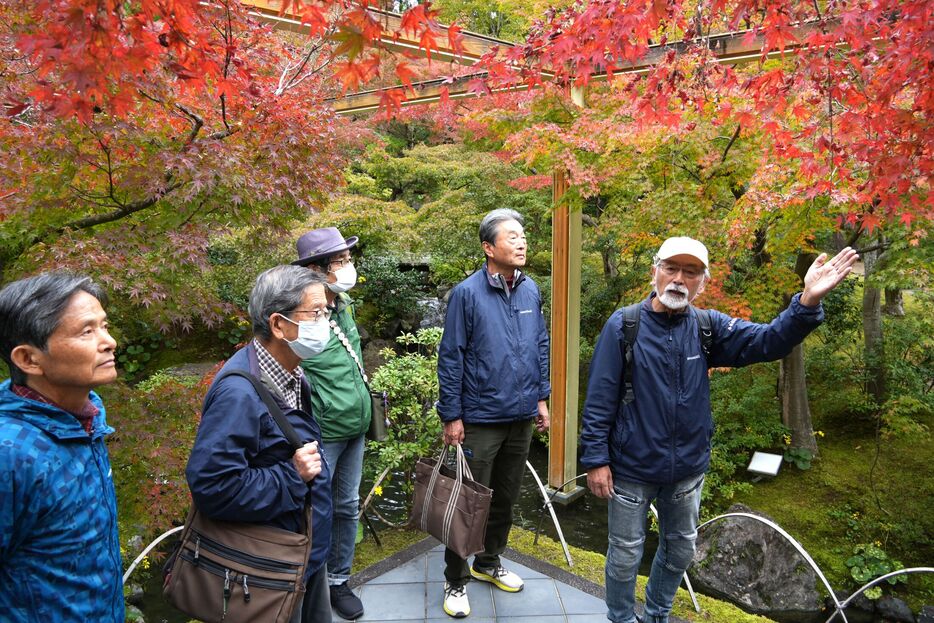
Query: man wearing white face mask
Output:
[[187, 265, 334, 623], [293, 226, 370, 621]]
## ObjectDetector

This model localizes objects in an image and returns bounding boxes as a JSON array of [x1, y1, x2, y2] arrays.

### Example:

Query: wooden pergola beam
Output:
[[243, 0, 514, 65], [329, 19, 830, 114]]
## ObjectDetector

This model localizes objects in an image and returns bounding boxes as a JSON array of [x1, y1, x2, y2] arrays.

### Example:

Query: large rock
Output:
[[875, 595, 914, 622], [917, 605, 934, 623], [689, 504, 824, 620]]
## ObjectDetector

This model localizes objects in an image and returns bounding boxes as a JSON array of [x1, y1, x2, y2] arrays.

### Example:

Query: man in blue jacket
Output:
[[187, 265, 333, 623], [0, 272, 125, 622], [580, 237, 858, 623], [437, 208, 551, 618]]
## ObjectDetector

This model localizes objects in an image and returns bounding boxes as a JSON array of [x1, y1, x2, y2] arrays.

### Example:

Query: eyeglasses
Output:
[[656, 261, 705, 280], [328, 257, 354, 270], [283, 308, 331, 322]]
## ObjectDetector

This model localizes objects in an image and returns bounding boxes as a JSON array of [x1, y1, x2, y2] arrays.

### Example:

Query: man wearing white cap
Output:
[[579, 237, 857, 623]]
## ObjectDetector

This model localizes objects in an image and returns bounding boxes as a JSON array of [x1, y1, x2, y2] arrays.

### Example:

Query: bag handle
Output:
[[212, 370, 313, 538], [215, 369, 304, 451], [330, 319, 387, 410], [330, 320, 368, 384], [420, 444, 474, 544]]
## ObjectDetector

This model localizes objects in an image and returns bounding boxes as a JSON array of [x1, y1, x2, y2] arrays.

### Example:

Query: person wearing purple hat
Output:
[[580, 237, 858, 623], [293, 226, 369, 621]]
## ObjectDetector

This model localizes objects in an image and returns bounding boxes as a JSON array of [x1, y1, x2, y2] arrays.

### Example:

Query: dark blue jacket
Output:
[[580, 293, 824, 485], [437, 265, 551, 424], [0, 381, 125, 622], [186, 344, 332, 578]]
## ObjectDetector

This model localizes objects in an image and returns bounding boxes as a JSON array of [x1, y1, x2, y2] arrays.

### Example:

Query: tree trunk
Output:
[[883, 288, 904, 317], [862, 248, 887, 402], [780, 343, 819, 455], [778, 252, 820, 454]]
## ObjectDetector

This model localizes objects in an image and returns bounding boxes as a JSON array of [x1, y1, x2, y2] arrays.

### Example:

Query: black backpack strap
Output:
[[214, 369, 304, 451], [620, 303, 641, 406], [694, 308, 714, 358]]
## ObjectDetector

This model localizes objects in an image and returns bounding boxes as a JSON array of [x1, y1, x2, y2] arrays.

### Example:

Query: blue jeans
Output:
[[321, 434, 365, 586], [605, 473, 705, 623]]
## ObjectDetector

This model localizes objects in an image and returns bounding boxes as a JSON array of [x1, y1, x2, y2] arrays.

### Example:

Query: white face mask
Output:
[[328, 263, 357, 293], [280, 315, 330, 359]]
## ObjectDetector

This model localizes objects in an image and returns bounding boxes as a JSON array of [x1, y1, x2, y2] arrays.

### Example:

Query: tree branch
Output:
[[854, 241, 891, 255], [56, 179, 184, 234], [175, 103, 204, 144], [720, 124, 741, 163]]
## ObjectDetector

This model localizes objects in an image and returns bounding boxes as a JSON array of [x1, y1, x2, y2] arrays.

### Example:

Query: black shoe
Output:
[[330, 582, 364, 620]]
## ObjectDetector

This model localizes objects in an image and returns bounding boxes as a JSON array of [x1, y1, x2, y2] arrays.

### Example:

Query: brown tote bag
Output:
[[164, 370, 312, 623], [410, 444, 492, 559]]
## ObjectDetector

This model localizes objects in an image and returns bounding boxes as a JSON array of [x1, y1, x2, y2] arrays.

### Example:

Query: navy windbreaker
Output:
[[0, 381, 125, 622], [580, 292, 824, 485], [186, 344, 332, 579], [437, 266, 551, 424]]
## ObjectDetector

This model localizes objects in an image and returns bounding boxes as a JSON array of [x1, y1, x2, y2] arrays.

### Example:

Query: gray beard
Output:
[[657, 285, 690, 310]]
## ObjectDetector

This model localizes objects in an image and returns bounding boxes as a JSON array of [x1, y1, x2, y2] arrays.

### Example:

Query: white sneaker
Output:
[[469, 565, 524, 592], [443, 582, 470, 618]]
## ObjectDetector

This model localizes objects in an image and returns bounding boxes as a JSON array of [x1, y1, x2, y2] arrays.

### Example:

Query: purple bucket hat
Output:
[[292, 227, 359, 266]]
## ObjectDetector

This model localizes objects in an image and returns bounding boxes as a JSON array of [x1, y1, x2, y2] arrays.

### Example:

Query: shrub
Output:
[[705, 364, 788, 512], [845, 543, 907, 599], [366, 329, 443, 499], [356, 255, 428, 337], [100, 371, 211, 550]]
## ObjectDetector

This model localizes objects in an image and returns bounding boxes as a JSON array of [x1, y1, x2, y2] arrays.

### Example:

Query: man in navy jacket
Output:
[[187, 265, 333, 623], [437, 208, 551, 618], [580, 237, 857, 623]]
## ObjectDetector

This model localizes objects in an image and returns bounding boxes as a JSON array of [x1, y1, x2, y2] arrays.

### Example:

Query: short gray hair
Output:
[[0, 272, 107, 385], [248, 266, 327, 341], [479, 209, 523, 246]]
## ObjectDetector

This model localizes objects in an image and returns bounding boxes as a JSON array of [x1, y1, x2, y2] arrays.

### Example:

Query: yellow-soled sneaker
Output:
[[443, 582, 470, 618], [469, 565, 524, 592]]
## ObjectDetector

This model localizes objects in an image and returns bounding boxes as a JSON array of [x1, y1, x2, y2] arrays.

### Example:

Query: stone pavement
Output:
[[342, 538, 689, 623]]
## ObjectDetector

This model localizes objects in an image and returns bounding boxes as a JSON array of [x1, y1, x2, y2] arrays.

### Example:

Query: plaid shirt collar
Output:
[[253, 339, 303, 410], [11, 384, 99, 434]]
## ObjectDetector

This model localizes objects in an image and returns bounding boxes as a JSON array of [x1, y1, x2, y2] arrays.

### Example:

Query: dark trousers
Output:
[[290, 565, 331, 623], [443, 419, 534, 584]]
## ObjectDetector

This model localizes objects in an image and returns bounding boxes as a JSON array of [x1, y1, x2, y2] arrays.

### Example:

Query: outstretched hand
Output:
[[801, 247, 859, 306]]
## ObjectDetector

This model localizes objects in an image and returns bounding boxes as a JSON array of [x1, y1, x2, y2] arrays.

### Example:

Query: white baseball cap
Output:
[[656, 237, 709, 268]]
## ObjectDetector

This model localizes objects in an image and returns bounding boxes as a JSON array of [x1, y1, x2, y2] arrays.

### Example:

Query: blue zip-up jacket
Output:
[[0, 380, 125, 622], [186, 344, 333, 579], [437, 265, 550, 424], [580, 293, 824, 485]]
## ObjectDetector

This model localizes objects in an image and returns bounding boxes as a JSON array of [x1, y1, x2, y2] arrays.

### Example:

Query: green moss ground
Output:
[[732, 431, 934, 609]]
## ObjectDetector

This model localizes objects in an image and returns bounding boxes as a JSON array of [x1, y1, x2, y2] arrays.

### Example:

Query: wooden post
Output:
[[548, 169, 584, 500]]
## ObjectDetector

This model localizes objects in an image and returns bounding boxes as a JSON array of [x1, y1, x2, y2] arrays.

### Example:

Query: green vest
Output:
[[300, 294, 371, 442]]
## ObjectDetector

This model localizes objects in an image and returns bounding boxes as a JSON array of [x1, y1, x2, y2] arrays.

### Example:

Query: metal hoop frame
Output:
[[524, 483, 934, 623]]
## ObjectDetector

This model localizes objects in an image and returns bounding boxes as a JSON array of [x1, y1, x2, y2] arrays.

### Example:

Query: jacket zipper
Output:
[[179, 550, 298, 591], [191, 530, 302, 572], [92, 441, 122, 618], [668, 322, 676, 483]]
